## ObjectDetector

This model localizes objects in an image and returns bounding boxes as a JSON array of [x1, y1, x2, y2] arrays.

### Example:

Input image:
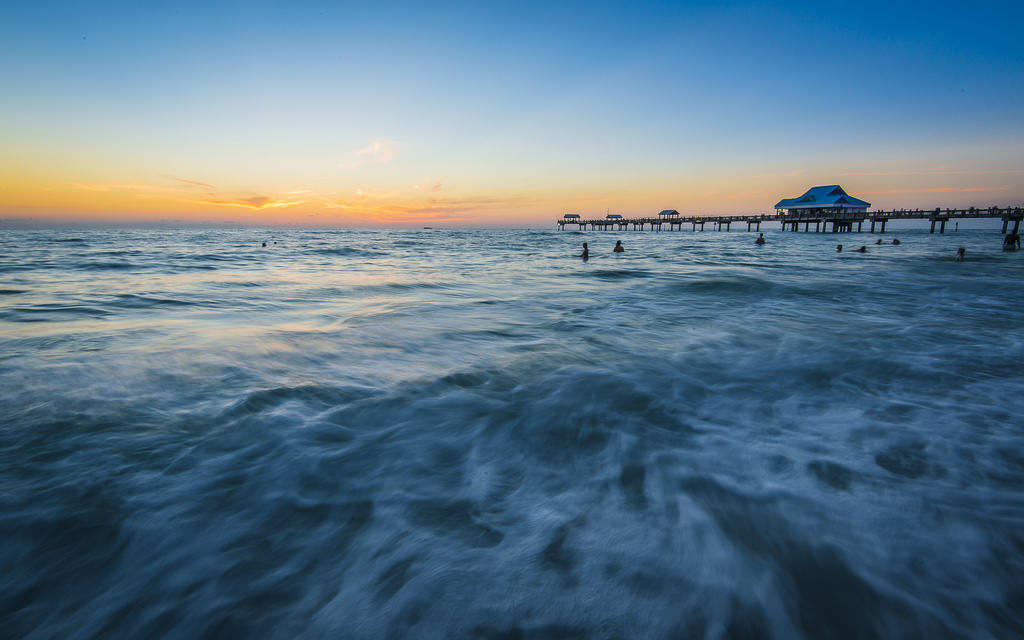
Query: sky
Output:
[[2, 0, 1022, 227]]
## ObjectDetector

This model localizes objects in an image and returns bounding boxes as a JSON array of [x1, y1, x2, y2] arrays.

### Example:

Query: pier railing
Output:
[[557, 207, 1024, 234]]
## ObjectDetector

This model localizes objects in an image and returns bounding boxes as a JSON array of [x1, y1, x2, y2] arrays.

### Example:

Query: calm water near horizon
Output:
[[2, 226, 1023, 638]]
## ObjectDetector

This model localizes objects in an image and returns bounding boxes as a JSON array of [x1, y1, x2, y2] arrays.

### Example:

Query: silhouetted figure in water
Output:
[[580, 242, 589, 259], [854, 246, 867, 253], [613, 240, 624, 253], [875, 239, 883, 245], [262, 242, 266, 247], [892, 238, 900, 245], [1004, 233, 1021, 250], [755, 233, 765, 244], [956, 247, 965, 262], [836, 244, 843, 252]]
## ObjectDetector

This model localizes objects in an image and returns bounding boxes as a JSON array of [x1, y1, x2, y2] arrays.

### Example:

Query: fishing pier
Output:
[[558, 185, 1023, 234], [558, 207, 1024, 234]]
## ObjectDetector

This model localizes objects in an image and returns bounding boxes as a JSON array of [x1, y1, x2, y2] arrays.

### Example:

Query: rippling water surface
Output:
[[2, 226, 1023, 638]]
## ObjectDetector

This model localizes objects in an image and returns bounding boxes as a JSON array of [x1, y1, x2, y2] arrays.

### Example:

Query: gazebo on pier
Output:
[[774, 185, 871, 232]]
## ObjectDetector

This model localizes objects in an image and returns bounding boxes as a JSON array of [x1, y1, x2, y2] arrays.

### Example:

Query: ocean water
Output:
[[1, 226, 1022, 639]]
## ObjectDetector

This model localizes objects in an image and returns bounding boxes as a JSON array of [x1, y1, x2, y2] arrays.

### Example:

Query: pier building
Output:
[[775, 185, 871, 232], [774, 185, 870, 216]]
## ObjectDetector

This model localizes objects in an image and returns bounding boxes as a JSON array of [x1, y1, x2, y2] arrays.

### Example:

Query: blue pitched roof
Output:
[[606, 214, 622, 219], [563, 213, 580, 219], [774, 185, 870, 210], [658, 209, 679, 216]]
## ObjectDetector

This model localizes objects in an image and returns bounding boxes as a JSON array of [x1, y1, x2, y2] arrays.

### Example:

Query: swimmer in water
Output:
[[613, 240, 624, 253], [875, 239, 883, 245], [580, 242, 589, 258], [836, 244, 843, 252], [892, 238, 900, 245], [956, 247, 965, 261], [854, 246, 867, 253], [755, 233, 765, 244]]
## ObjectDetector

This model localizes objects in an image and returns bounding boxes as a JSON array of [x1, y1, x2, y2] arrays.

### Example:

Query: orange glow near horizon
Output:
[[2, 154, 1022, 227]]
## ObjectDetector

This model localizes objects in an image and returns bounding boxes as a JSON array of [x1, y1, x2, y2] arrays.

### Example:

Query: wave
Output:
[[586, 268, 655, 280], [111, 294, 198, 309], [215, 383, 382, 423], [92, 250, 145, 257], [314, 247, 389, 257], [1, 304, 111, 322], [350, 281, 453, 295], [75, 261, 138, 271], [661, 274, 774, 294]]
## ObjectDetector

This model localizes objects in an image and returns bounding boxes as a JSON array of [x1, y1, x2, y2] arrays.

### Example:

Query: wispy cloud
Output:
[[323, 201, 458, 223], [160, 174, 216, 190], [403, 197, 521, 215], [355, 187, 398, 200], [842, 169, 1024, 177], [568, 195, 618, 204], [196, 196, 304, 210], [859, 186, 1009, 194], [415, 177, 444, 192], [76, 175, 215, 193], [74, 182, 176, 192], [723, 187, 782, 200], [750, 169, 805, 179], [324, 195, 529, 223], [339, 138, 398, 168], [74, 174, 313, 213]]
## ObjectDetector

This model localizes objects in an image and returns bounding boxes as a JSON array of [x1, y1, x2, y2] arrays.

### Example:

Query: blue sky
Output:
[[2, 0, 1022, 224]]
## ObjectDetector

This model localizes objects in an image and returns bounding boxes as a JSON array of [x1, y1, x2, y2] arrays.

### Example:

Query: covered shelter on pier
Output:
[[774, 185, 870, 216], [658, 210, 680, 217]]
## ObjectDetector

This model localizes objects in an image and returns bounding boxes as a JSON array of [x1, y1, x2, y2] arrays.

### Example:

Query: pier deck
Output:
[[557, 207, 1024, 234]]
